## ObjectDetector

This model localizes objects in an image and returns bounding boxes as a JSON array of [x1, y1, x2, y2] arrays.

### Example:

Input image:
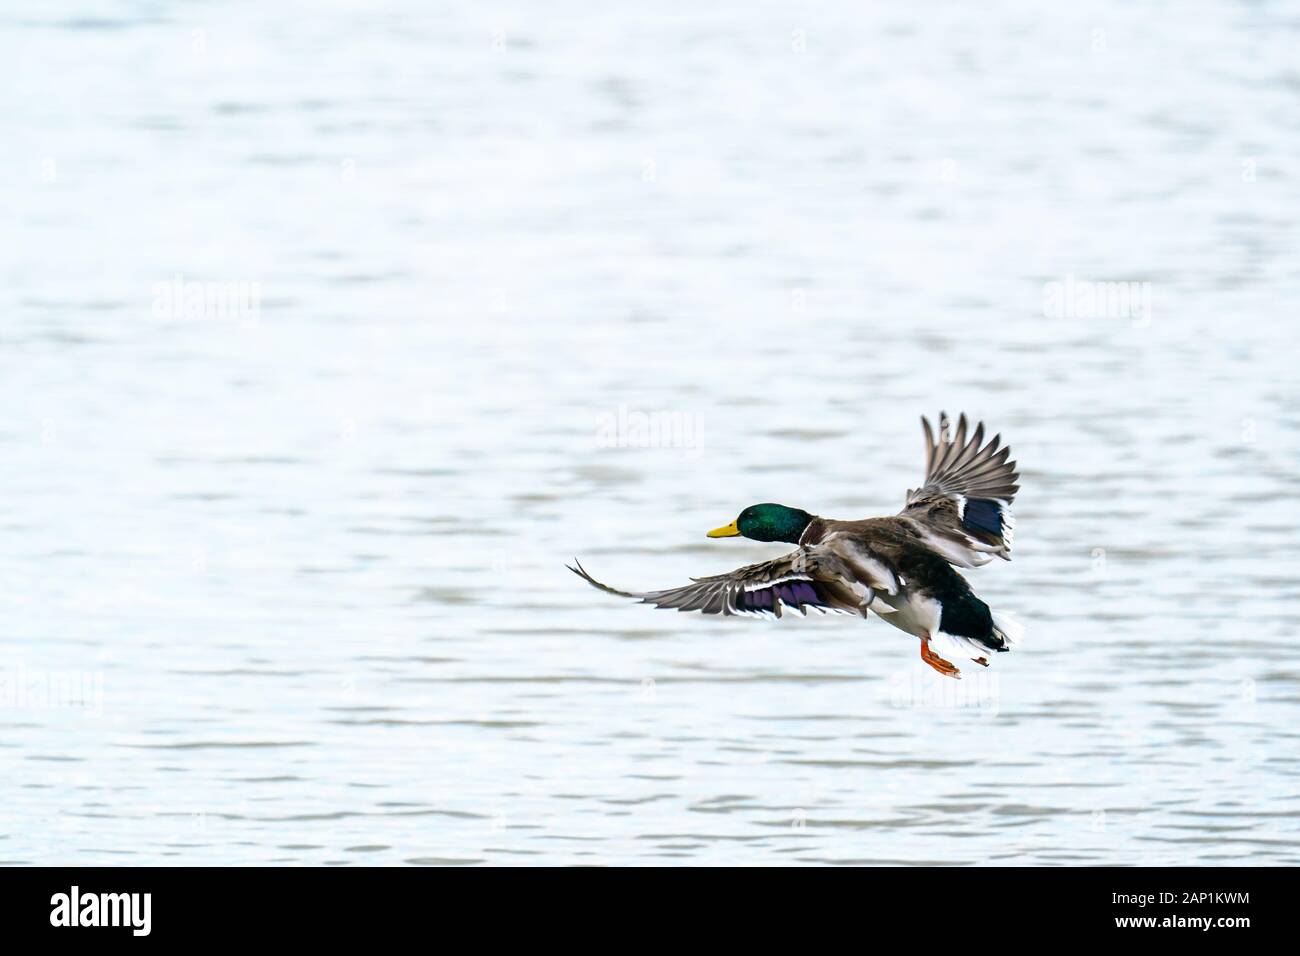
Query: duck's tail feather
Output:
[[991, 610, 1023, 650], [930, 610, 1022, 665]]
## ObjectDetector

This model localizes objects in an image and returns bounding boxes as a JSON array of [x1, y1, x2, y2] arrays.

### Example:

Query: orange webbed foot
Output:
[[920, 639, 961, 679]]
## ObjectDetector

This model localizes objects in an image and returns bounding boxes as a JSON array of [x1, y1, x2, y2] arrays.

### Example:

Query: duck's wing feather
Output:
[[567, 549, 865, 618], [900, 412, 1018, 567]]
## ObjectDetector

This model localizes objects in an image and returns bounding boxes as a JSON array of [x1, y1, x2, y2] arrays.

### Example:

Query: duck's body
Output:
[[801, 517, 1018, 673], [571, 413, 1022, 678]]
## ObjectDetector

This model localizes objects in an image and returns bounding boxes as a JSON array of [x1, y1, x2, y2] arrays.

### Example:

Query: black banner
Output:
[[0, 866, 1279, 943]]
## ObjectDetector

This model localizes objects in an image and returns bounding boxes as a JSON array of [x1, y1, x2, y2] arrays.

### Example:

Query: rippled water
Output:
[[2, 1, 1298, 865]]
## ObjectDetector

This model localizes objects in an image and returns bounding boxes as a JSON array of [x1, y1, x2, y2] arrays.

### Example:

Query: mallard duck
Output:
[[570, 413, 1022, 678]]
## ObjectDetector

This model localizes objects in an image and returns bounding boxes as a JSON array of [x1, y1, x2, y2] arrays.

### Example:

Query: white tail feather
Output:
[[930, 610, 1023, 666], [992, 610, 1023, 649], [930, 630, 990, 664]]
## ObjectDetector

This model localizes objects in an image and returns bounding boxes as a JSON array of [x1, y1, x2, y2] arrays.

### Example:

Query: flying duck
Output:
[[569, 413, 1022, 678]]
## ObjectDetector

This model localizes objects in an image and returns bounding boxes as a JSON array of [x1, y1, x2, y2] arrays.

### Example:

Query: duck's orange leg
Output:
[[920, 638, 961, 679]]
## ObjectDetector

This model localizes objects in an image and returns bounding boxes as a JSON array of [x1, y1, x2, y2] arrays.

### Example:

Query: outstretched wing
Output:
[[567, 550, 865, 618], [901, 412, 1019, 567]]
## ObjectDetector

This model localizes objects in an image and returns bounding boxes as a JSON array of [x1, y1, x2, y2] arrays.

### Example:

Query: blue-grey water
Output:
[[2, 1, 1298, 865]]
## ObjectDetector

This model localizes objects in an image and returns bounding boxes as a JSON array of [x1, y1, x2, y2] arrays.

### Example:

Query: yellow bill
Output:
[[706, 520, 740, 538]]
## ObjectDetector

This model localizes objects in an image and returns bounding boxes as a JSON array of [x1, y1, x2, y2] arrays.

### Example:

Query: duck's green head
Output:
[[707, 503, 815, 544]]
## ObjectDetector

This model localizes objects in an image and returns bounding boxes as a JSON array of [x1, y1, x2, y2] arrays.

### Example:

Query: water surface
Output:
[[1, 1, 1298, 865]]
